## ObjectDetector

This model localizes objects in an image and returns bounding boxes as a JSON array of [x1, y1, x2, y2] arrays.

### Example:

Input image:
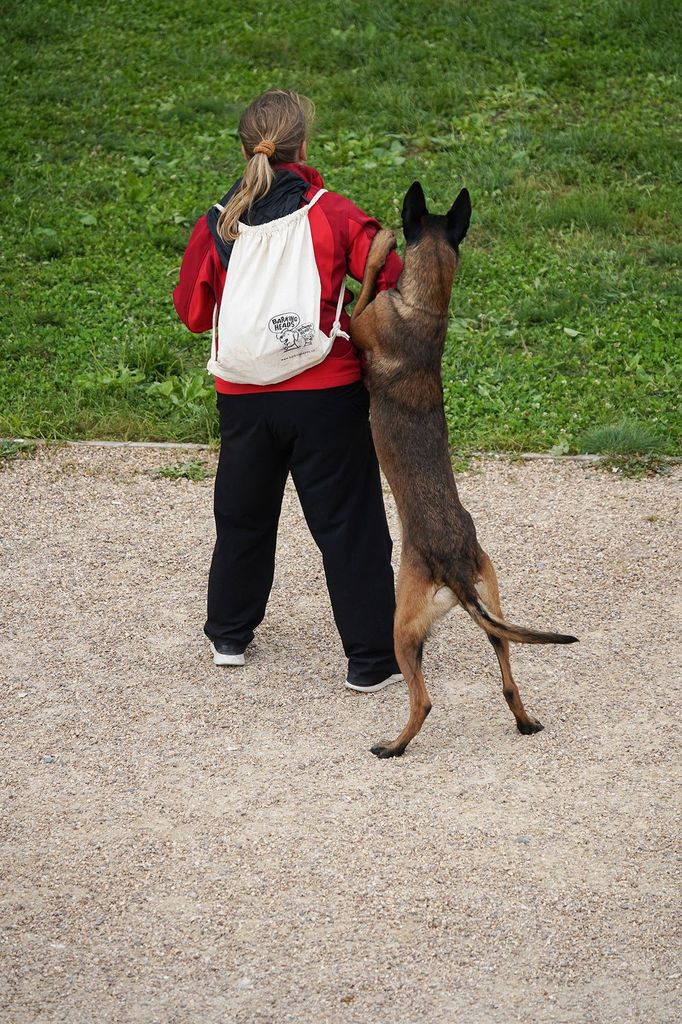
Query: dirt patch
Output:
[[1, 446, 680, 1023]]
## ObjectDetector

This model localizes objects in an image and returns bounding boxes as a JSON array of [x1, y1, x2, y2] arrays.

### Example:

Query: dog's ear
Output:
[[446, 188, 471, 249], [402, 181, 428, 243]]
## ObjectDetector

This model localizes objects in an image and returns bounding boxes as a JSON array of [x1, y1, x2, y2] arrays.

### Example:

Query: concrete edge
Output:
[[3, 438, 680, 464], [2, 438, 214, 451]]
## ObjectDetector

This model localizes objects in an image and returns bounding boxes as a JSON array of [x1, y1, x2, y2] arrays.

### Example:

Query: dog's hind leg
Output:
[[475, 549, 544, 735], [371, 557, 439, 759]]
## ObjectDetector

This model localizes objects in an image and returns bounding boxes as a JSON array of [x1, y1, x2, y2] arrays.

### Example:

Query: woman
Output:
[[173, 89, 403, 692]]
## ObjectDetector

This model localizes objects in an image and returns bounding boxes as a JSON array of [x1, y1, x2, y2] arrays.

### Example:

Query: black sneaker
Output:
[[209, 639, 246, 667]]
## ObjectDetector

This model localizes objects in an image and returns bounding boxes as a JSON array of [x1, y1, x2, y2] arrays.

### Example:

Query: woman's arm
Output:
[[173, 217, 224, 333]]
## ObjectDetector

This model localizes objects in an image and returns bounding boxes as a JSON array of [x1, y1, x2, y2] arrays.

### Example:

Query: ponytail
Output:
[[217, 152, 275, 242]]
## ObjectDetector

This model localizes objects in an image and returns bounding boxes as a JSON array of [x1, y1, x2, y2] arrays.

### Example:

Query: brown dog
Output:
[[350, 181, 577, 758]]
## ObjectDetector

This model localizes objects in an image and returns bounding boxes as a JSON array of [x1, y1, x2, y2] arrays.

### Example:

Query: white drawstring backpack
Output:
[[207, 188, 349, 385]]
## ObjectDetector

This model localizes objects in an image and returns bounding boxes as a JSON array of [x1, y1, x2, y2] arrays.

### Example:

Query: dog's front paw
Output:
[[516, 717, 544, 735], [367, 229, 397, 267]]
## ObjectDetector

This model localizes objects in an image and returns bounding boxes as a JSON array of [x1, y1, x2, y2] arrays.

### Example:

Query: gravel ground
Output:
[[1, 445, 680, 1024]]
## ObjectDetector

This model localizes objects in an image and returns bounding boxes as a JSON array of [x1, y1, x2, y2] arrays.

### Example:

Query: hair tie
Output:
[[253, 140, 276, 158]]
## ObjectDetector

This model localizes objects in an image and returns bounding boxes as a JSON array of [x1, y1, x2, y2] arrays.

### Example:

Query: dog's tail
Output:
[[456, 584, 578, 645]]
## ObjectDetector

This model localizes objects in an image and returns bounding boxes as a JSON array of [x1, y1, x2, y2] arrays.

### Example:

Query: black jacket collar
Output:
[[207, 170, 313, 269]]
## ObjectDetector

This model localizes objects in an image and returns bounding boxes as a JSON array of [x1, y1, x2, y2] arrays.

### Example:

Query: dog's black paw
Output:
[[516, 718, 544, 735], [370, 742, 406, 759]]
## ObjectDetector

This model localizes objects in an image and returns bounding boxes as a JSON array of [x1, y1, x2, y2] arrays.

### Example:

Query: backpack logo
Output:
[[269, 312, 315, 354]]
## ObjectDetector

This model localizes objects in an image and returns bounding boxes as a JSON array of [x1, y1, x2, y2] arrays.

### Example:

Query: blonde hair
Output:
[[217, 90, 315, 242]]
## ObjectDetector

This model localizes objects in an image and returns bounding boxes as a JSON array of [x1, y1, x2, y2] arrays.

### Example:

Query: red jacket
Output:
[[173, 163, 403, 394]]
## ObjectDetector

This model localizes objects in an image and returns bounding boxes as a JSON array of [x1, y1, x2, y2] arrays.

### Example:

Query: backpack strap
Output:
[[330, 274, 350, 342], [305, 187, 327, 211], [306, 189, 350, 341], [211, 301, 218, 358]]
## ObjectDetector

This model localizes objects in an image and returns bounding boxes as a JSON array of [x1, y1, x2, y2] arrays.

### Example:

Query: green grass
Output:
[[0, 439, 36, 463], [578, 417, 668, 477], [578, 419, 662, 456], [157, 459, 214, 482], [1, 0, 680, 453]]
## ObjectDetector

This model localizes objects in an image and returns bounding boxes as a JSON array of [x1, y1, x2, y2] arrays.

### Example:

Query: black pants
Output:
[[205, 382, 400, 684]]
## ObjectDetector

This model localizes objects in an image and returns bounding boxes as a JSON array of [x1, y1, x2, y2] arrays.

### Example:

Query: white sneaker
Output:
[[344, 673, 404, 693], [209, 641, 245, 667]]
